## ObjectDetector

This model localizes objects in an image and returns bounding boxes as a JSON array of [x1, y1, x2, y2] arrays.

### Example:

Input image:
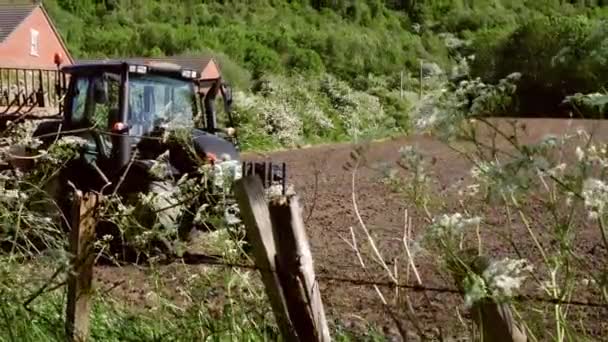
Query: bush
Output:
[[286, 48, 325, 74], [470, 15, 608, 115]]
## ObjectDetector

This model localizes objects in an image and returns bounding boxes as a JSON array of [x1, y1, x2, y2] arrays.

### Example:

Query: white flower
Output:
[[578, 143, 608, 168], [55, 136, 88, 148], [483, 258, 532, 298], [463, 257, 532, 308], [576, 146, 585, 161], [537, 162, 567, 178], [582, 178, 608, 220], [428, 213, 482, 241], [0, 189, 27, 204], [458, 184, 480, 197], [471, 161, 500, 182]]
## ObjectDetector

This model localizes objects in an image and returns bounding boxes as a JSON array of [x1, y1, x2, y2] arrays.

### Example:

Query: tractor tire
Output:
[[148, 180, 183, 232]]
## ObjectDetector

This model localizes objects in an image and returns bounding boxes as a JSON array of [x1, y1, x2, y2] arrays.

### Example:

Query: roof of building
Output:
[[76, 55, 216, 73], [0, 1, 74, 63], [61, 62, 196, 82], [0, 2, 36, 42]]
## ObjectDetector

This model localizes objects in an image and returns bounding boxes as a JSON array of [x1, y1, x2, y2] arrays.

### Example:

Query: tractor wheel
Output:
[[148, 180, 183, 231], [147, 180, 199, 250]]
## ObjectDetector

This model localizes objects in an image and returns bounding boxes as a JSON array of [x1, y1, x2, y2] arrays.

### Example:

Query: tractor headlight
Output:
[[209, 160, 242, 189], [129, 65, 148, 74], [181, 69, 197, 79]]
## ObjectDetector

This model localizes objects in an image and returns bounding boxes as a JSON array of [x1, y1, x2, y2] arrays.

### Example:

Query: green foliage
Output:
[[0, 257, 282, 341], [43, 0, 449, 85], [470, 13, 608, 114], [564, 92, 608, 117], [40, 0, 608, 147], [232, 74, 409, 150]]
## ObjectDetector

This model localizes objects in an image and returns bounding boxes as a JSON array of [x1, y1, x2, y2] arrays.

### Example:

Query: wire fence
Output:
[[160, 252, 608, 309]]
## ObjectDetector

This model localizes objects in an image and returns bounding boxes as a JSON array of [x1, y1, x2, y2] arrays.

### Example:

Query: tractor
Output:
[[19, 58, 285, 256]]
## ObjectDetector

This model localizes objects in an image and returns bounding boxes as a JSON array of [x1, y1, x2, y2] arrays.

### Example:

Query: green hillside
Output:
[[43, 0, 608, 149]]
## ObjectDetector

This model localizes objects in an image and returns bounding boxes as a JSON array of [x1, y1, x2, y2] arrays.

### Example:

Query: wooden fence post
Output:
[[233, 176, 298, 341], [471, 300, 527, 342], [453, 254, 527, 342], [269, 195, 331, 342], [65, 190, 98, 342]]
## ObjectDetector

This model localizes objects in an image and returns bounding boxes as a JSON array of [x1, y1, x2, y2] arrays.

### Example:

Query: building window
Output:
[[30, 29, 39, 56]]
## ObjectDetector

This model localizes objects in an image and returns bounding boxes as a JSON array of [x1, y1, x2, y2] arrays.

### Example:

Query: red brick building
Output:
[[0, 1, 73, 69]]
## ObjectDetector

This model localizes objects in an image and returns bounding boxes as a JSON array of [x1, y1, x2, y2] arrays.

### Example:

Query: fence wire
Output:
[[155, 252, 608, 309]]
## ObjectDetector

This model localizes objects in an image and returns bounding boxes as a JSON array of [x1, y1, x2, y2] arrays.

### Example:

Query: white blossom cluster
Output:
[[563, 92, 608, 114], [231, 74, 394, 146], [427, 212, 482, 242], [321, 75, 385, 139], [399, 145, 430, 184], [412, 73, 521, 138], [482, 258, 533, 299], [438, 32, 472, 51], [576, 143, 608, 168], [463, 257, 533, 308], [0, 187, 27, 205], [582, 178, 608, 220], [469, 160, 508, 196], [0, 120, 43, 149], [233, 87, 304, 146]]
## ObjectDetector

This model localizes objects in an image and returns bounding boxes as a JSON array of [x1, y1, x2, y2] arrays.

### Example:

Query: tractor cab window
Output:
[[69, 73, 120, 128], [128, 74, 196, 141], [70, 78, 89, 124], [68, 73, 121, 155]]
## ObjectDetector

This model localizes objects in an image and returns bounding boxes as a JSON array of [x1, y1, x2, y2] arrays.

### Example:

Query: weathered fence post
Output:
[[233, 176, 298, 341], [65, 190, 99, 342], [471, 300, 527, 342], [268, 194, 331, 342], [234, 176, 330, 341], [452, 253, 527, 342]]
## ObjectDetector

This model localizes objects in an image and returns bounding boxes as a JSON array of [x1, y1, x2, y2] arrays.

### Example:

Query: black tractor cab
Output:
[[32, 60, 261, 194]]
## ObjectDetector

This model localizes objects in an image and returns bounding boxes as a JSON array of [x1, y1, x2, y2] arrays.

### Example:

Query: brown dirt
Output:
[[96, 118, 608, 340]]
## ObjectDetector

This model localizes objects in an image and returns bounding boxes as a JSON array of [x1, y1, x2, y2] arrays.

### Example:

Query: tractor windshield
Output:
[[128, 74, 196, 137], [68, 70, 197, 149]]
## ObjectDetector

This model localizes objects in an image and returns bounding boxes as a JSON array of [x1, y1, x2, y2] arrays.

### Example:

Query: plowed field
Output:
[[96, 118, 608, 340]]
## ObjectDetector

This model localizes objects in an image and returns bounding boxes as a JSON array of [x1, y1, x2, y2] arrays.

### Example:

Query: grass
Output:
[[0, 255, 390, 341], [0, 256, 282, 342]]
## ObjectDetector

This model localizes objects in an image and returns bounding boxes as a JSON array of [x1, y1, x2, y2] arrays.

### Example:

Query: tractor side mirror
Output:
[[94, 77, 108, 104]]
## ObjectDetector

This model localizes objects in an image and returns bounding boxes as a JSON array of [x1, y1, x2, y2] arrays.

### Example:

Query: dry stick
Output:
[[233, 176, 297, 342], [350, 159, 397, 282], [304, 162, 320, 225], [403, 210, 422, 285], [269, 195, 331, 342], [344, 226, 416, 341], [405, 223, 411, 285], [351, 157, 444, 340], [394, 257, 399, 304], [402, 210, 447, 341], [65, 189, 98, 342], [111, 150, 138, 197], [22, 265, 67, 309]]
